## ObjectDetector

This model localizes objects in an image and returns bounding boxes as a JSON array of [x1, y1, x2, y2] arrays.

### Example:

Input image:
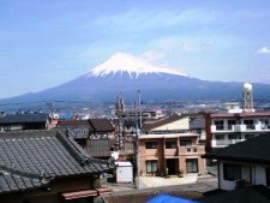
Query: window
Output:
[[215, 134, 224, 140], [228, 120, 236, 130], [214, 120, 224, 130], [260, 119, 269, 129], [186, 159, 198, 173], [145, 142, 157, 149], [245, 134, 254, 140], [244, 120, 255, 130], [165, 141, 177, 149], [228, 133, 241, 140], [223, 163, 241, 181], [146, 160, 157, 174], [180, 139, 192, 146]]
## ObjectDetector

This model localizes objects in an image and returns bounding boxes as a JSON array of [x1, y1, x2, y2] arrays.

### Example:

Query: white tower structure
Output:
[[243, 82, 255, 112]]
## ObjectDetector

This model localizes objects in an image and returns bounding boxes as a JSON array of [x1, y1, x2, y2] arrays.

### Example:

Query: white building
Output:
[[203, 134, 270, 191], [205, 111, 270, 151]]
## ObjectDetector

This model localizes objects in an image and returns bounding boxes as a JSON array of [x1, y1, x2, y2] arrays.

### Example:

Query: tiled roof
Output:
[[89, 119, 114, 132], [143, 115, 187, 131], [0, 113, 48, 124], [0, 130, 111, 194], [0, 164, 50, 194], [57, 120, 92, 129], [202, 134, 270, 164], [87, 140, 111, 157], [190, 117, 205, 129], [57, 120, 94, 139]]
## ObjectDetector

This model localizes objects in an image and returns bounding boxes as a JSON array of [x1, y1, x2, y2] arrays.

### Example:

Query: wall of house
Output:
[[254, 165, 266, 185], [218, 161, 269, 191], [139, 138, 164, 176], [151, 117, 189, 132], [139, 137, 206, 176]]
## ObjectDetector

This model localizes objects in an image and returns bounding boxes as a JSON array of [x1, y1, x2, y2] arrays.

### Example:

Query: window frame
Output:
[[165, 141, 177, 149], [146, 160, 158, 174], [223, 163, 241, 181], [214, 120, 224, 130], [180, 139, 192, 146], [145, 141, 158, 149], [186, 159, 198, 173]]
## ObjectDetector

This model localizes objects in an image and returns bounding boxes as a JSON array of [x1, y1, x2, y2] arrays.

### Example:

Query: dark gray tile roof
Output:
[[190, 117, 205, 130], [89, 119, 114, 132], [202, 134, 270, 164], [0, 113, 48, 124], [0, 130, 111, 194], [0, 164, 50, 194]]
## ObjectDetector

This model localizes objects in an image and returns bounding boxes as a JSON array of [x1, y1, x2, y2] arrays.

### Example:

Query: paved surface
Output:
[[104, 174, 217, 194], [139, 174, 199, 189]]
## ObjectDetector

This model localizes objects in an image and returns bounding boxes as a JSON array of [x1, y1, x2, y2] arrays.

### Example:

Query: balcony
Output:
[[211, 125, 232, 133], [212, 139, 243, 148], [178, 145, 204, 155], [211, 124, 270, 133], [232, 124, 246, 132]]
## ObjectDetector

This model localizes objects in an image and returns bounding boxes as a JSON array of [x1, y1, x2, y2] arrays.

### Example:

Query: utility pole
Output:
[[137, 90, 142, 128], [135, 121, 140, 189]]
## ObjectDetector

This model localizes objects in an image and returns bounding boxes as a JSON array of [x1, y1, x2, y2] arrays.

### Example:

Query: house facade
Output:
[[139, 115, 206, 177], [205, 112, 270, 152], [139, 133, 206, 176], [203, 134, 270, 191]]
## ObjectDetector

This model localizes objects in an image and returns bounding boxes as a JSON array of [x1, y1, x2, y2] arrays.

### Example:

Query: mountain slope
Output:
[[1, 53, 270, 104]]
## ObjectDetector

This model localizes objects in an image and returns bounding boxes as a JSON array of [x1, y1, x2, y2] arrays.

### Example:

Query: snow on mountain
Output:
[[89, 52, 186, 78]]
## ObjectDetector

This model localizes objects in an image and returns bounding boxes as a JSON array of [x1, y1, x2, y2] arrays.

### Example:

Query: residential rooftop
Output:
[[202, 134, 270, 164], [0, 130, 111, 194]]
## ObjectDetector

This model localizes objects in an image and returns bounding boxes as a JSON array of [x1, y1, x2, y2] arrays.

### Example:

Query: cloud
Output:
[[93, 8, 220, 32], [257, 46, 270, 54], [140, 50, 166, 63]]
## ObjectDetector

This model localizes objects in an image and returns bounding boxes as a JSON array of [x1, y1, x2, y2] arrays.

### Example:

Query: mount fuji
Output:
[[1, 52, 270, 104]]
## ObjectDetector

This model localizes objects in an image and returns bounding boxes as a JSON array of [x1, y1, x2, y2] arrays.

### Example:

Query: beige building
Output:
[[139, 115, 206, 177], [139, 133, 206, 176]]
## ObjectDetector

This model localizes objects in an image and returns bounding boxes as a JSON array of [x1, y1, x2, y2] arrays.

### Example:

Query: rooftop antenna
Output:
[[243, 83, 255, 112]]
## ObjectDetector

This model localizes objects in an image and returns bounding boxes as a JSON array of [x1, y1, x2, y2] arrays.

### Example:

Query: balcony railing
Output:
[[212, 139, 243, 147], [211, 124, 270, 133], [178, 145, 204, 155]]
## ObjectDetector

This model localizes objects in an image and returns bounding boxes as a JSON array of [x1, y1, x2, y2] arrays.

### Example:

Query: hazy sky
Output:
[[1, 0, 270, 98]]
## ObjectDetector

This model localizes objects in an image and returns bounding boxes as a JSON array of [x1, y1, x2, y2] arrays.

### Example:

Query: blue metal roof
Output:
[[146, 194, 200, 203]]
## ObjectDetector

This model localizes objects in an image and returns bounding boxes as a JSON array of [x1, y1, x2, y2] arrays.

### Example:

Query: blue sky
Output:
[[1, 0, 270, 98]]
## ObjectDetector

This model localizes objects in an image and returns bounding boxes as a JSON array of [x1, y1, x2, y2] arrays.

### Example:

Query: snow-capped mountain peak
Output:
[[89, 52, 185, 78]]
